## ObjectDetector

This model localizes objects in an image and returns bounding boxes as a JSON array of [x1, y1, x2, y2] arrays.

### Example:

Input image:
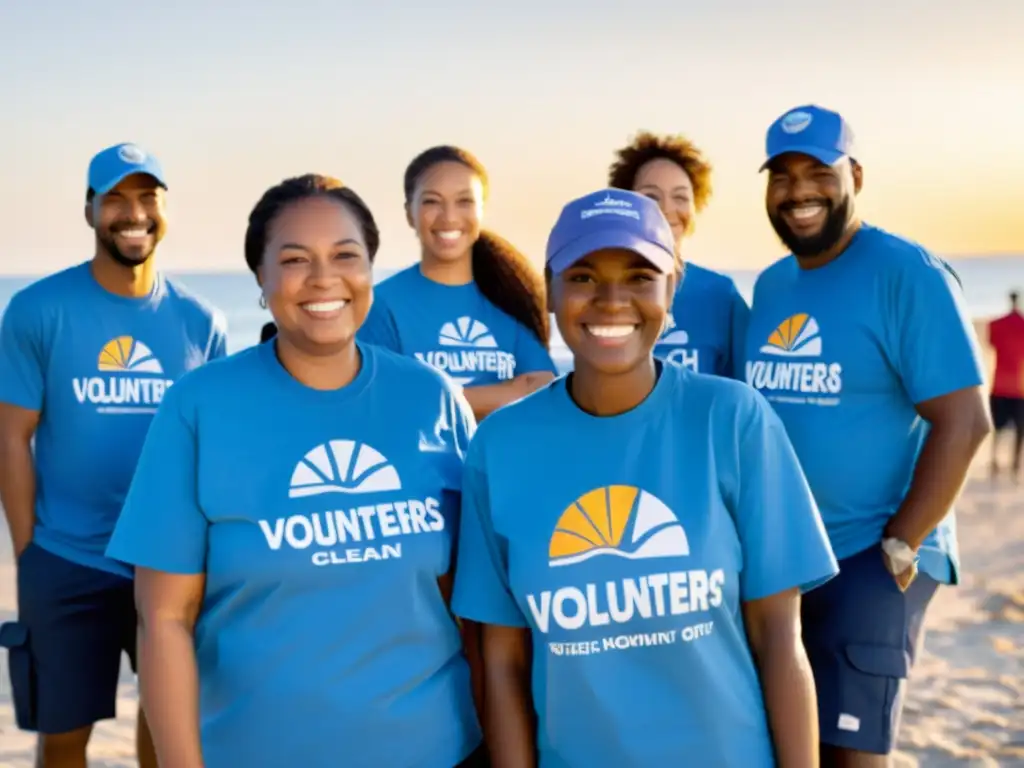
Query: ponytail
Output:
[[472, 230, 550, 346]]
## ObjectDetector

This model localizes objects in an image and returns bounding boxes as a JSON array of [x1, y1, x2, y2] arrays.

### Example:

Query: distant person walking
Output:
[[607, 131, 750, 377], [0, 144, 227, 768], [358, 145, 557, 419], [988, 289, 1024, 480], [745, 105, 992, 765]]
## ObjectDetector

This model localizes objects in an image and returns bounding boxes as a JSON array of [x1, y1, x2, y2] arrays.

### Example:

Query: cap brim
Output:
[[759, 146, 845, 172], [92, 168, 167, 196], [547, 230, 675, 274]]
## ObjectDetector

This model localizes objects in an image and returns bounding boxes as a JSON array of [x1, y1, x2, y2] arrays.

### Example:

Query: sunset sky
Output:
[[1, 0, 1021, 275]]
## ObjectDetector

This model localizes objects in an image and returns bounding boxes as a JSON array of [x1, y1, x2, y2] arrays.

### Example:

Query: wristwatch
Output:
[[881, 537, 918, 587]]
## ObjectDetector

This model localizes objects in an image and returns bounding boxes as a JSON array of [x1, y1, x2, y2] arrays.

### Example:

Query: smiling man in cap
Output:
[[0, 143, 227, 767], [743, 105, 992, 764]]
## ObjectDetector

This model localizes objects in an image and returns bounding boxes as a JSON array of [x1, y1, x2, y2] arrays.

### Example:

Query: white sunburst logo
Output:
[[438, 316, 498, 348], [288, 440, 401, 498]]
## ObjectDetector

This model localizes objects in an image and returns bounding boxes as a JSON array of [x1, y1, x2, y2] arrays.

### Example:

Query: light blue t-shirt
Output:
[[451, 362, 838, 767], [0, 261, 227, 576], [359, 264, 557, 386], [744, 224, 985, 584], [655, 262, 750, 378], [105, 341, 481, 768]]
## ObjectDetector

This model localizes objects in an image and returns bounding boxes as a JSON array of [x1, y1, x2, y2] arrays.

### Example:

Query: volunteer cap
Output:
[[761, 105, 856, 171], [87, 143, 167, 196], [545, 188, 675, 275]]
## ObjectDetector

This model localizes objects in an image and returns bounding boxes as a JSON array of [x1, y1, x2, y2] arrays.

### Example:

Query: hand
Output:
[[511, 372, 551, 397], [12, 535, 31, 560], [882, 552, 918, 592]]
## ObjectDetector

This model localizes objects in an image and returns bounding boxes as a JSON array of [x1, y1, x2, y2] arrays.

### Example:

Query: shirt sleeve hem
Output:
[[451, 602, 528, 628], [910, 373, 986, 406], [0, 392, 42, 411], [105, 548, 205, 576], [741, 562, 840, 603]]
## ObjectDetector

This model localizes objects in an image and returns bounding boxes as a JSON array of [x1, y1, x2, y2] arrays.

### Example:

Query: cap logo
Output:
[[580, 192, 640, 221], [780, 111, 813, 134], [117, 144, 147, 164], [594, 193, 633, 209]]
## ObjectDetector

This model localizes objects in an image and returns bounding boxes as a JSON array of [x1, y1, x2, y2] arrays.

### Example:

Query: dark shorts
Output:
[[990, 395, 1024, 433], [801, 543, 938, 755], [1, 542, 137, 734]]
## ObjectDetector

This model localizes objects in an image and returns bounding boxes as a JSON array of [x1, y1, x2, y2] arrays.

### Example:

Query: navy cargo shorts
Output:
[[0, 542, 137, 734], [800, 542, 938, 755]]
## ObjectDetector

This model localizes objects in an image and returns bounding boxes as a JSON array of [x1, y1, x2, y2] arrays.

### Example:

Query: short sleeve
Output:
[[105, 381, 208, 574], [451, 446, 527, 627], [0, 292, 46, 411], [430, 378, 479, 535], [357, 296, 402, 352], [727, 286, 751, 380], [207, 312, 229, 361], [890, 258, 985, 404], [730, 396, 838, 602], [514, 327, 558, 375]]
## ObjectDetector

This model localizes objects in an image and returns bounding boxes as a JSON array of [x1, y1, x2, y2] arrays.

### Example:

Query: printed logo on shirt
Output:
[[259, 439, 444, 567], [288, 440, 401, 498], [414, 316, 516, 386], [72, 336, 175, 415], [745, 313, 843, 406], [657, 315, 698, 371], [527, 485, 723, 658]]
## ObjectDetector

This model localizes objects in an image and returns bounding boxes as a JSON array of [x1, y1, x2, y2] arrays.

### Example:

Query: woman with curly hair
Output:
[[609, 131, 750, 378], [359, 145, 557, 419]]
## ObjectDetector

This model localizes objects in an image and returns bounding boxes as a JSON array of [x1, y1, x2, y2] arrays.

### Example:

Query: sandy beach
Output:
[[1, 323, 1022, 767]]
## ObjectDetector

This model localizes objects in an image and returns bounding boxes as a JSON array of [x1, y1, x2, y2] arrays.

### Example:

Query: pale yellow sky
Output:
[[1, 1, 1021, 275]]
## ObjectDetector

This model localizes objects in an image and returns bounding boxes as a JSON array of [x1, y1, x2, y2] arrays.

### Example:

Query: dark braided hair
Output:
[[244, 173, 380, 274], [403, 146, 550, 346]]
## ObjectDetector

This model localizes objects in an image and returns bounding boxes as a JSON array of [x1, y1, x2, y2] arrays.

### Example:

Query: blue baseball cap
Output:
[[545, 189, 675, 275], [87, 143, 167, 196], [760, 105, 856, 171]]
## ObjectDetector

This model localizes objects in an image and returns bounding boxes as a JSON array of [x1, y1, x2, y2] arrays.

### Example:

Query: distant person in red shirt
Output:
[[988, 289, 1024, 480]]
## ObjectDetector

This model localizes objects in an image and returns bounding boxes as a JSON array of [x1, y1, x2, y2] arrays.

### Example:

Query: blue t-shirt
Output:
[[359, 264, 557, 386], [451, 362, 837, 767], [0, 262, 227, 576], [655, 262, 750, 378], [105, 341, 481, 768], [744, 224, 985, 583]]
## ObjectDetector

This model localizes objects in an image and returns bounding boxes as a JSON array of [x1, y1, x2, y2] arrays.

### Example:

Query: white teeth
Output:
[[302, 300, 348, 313], [587, 325, 635, 338], [791, 206, 824, 220], [437, 231, 462, 241], [117, 228, 148, 237]]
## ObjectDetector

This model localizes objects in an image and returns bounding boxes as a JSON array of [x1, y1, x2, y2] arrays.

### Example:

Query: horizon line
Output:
[[3, 250, 1022, 279]]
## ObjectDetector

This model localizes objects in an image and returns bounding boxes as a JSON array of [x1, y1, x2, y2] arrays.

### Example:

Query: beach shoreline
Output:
[[1, 320, 1022, 766]]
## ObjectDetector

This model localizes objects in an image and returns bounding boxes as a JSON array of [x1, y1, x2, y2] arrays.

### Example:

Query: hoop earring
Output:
[[259, 294, 267, 309]]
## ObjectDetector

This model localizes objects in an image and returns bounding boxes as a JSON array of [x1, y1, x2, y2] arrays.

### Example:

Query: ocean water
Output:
[[2, 254, 1023, 371]]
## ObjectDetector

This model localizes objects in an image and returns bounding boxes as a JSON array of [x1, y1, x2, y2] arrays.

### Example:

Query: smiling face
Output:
[[551, 248, 674, 375], [257, 195, 373, 355], [765, 152, 861, 258], [407, 161, 485, 264], [88, 174, 167, 267], [633, 158, 694, 251]]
